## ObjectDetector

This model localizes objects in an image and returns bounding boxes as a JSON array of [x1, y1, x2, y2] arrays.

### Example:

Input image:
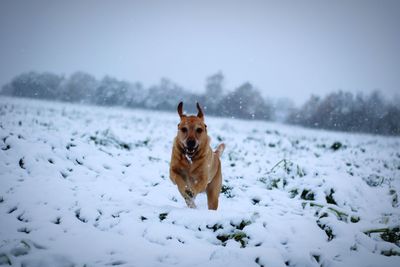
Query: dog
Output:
[[169, 102, 225, 210]]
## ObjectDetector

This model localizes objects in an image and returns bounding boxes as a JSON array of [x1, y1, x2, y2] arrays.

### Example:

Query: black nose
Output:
[[187, 139, 196, 148]]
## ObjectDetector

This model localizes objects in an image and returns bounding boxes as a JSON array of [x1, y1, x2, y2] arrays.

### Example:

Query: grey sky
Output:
[[1, 0, 399, 104]]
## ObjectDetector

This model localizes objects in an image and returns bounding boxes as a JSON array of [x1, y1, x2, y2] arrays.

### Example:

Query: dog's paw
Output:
[[185, 189, 194, 198], [187, 202, 197, 209], [184, 194, 196, 209]]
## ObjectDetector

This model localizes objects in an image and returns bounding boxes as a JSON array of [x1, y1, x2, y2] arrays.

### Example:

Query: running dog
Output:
[[169, 102, 225, 210]]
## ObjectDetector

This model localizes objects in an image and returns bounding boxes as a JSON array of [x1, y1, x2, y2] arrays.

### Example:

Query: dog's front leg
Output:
[[170, 168, 197, 208], [182, 184, 196, 208], [177, 180, 196, 209]]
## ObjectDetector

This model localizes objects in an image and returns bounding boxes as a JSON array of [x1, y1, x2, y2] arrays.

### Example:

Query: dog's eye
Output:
[[196, 128, 203, 134], [181, 127, 188, 133]]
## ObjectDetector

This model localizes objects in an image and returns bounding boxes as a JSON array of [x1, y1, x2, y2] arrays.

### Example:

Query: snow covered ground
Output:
[[0, 96, 399, 267]]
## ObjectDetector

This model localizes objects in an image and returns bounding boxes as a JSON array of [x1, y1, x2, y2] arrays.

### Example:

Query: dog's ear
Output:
[[177, 102, 185, 119], [196, 102, 204, 120]]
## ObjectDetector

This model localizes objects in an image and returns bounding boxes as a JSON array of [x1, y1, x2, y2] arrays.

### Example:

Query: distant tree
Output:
[[60, 71, 97, 103], [204, 72, 224, 114], [7, 72, 64, 99], [348, 92, 367, 132], [288, 94, 321, 126], [272, 97, 295, 122], [95, 76, 131, 106], [364, 90, 387, 134], [317, 91, 353, 130], [220, 82, 271, 120], [144, 78, 200, 111], [381, 104, 400, 135], [335, 91, 356, 131], [125, 82, 147, 108], [0, 83, 13, 95]]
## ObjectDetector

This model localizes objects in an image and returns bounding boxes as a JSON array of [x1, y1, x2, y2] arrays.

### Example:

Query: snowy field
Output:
[[0, 96, 399, 267]]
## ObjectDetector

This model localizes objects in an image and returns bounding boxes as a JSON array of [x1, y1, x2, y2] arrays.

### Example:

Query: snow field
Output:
[[0, 97, 399, 267]]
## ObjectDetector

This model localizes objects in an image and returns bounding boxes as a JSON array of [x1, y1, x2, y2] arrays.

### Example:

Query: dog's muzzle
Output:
[[184, 139, 198, 156]]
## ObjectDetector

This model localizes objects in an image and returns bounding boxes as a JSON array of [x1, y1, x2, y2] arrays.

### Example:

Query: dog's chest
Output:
[[183, 157, 212, 186]]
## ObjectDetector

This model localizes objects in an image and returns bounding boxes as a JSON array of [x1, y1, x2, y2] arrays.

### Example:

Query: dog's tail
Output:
[[215, 143, 225, 157]]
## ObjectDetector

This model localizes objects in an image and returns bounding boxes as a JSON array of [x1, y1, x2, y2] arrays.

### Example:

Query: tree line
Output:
[[1, 71, 399, 136], [288, 90, 400, 136]]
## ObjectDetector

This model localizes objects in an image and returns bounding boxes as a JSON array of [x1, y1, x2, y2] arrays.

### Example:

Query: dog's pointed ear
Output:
[[177, 102, 185, 119], [196, 102, 204, 119]]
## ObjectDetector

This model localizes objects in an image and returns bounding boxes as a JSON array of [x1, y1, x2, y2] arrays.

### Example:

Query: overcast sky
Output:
[[0, 0, 399, 104]]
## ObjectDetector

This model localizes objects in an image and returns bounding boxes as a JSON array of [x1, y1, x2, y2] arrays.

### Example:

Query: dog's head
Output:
[[176, 102, 207, 157]]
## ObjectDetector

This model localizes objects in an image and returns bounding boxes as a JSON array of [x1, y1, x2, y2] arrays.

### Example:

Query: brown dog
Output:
[[169, 102, 225, 210]]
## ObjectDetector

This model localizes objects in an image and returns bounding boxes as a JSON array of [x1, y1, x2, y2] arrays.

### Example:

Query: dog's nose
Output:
[[187, 139, 196, 148]]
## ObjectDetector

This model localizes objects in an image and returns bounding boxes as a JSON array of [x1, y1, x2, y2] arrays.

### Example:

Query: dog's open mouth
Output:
[[184, 146, 198, 156]]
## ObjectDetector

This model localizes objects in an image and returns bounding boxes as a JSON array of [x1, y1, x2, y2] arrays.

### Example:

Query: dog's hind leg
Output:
[[206, 162, 222, 210]]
